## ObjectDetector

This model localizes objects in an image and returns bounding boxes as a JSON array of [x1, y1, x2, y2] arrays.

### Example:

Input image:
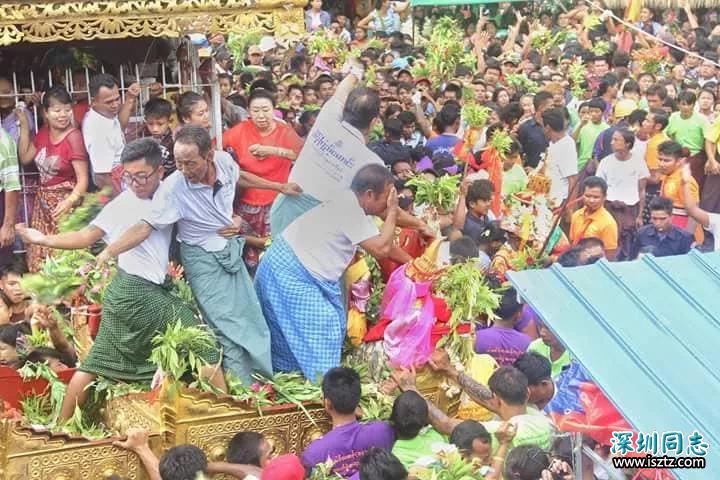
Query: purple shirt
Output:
[[474, 326, 532, 366], [302, 421, 395, 478]]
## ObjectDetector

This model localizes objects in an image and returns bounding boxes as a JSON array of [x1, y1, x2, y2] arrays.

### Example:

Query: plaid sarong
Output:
[[254, 236, 345, 382], [81, 269, 219, 382], [269, 193, 321, 238]]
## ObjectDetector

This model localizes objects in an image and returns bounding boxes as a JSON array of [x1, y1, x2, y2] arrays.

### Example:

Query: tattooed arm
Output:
[[428, 349, 498, 414], [392, 367, 462, 436]]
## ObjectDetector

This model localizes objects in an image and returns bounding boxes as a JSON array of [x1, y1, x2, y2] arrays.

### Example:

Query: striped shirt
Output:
[[0, 128, 20, 193]]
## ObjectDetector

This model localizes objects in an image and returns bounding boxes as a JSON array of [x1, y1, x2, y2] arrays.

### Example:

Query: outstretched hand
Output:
[[113, 428, 150, 452]]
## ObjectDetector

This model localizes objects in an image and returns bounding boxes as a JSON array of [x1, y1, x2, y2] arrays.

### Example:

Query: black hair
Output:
[[477, 222, 507, 244], [556, 247, 581, 267], [645, 84, 668, 100], [627, 109, 647, 127], [176, 91, 206, 124], [384, 103, 403, 120], [397, 81, 414, 93], [450, 236, 480, 263], [533, 91, 553, 110], [494, 287, 523, 322], [299, 109, 319, 127], [359, 448, 408, 480], [677, 90, 697, 105], [582, 175, 608, 195], [390, 391, 429, 440], [175, 124, 212, 157], [226, 431, 264, 466], [435, 103, 461, 132], [249, 79, 277, 95], [287, 83, 303, 96], [0, 257, 27, 278], [541, 108, 565, 132], [321, 367, 362, 414], [492, 87, 510, 104], [648, 108, 669, 130], [383, 118, 402, 140], [89, 73, 118, 98], [42, 85, 73, 109], [24, 347, 76, 368], [449, 420, 491, 452], [487, 366, 529, 406], [699, 88, 717, 103], [622, 79, 640, 95], [158, 445, 208, 480], [657, 140, 685, 159], [444, 83, 462, 97], [576, 236, 605, 252], [343, 87, 380, 130], [248, 88, 276, 108], [315, 75, 334, 90], [120, 138, 163, 168], [663, 97, 677, 111], [613, 128, 636, 149], [465, 179, 494, 208], [649, 196, 673, 214], [144, 98, 173, 119], [0, 323, 28, 348], [351, 164, 394, 197], [397, 111, 416, 126], [513, 352, 552, 386], [586, 97, 606, 112], [500, 102, 523, 127], [504, 445, 550, 480], [289, 55, 307, 73]]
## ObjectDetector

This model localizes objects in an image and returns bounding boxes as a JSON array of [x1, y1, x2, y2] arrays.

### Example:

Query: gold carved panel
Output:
[[0, 0, 307, 46]]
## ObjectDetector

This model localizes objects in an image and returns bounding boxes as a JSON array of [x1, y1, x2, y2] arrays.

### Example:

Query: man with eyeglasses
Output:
[[16, 138, 227, 420]]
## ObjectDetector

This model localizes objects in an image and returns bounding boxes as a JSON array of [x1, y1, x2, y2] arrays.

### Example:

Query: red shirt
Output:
[[32, 127, 88, 187], [223, 120, 303, 206]]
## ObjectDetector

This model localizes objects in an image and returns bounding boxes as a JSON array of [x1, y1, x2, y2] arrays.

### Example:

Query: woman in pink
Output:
[[222, 89, 303, 271], [17, 86, 89, 272]]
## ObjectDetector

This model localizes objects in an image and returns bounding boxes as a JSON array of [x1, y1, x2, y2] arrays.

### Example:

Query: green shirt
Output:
[[577, 121, 608, 169], [392, 426, 447, 468], [665, 112, 708, 156], [484, 406, 555, 453], [502, 164, 528, 197], [527, 338, 571, 378], [0, 128, 20, 193]]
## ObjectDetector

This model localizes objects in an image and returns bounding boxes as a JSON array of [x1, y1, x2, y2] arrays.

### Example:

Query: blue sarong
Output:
[[181, 237, 272, 384], [254, 236, 345, 382], [269, 193, 321, 238]]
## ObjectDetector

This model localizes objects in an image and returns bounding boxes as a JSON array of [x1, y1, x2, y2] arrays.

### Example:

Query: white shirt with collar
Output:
[[289, 95, 384, 203], [144, 151, 238, 252], [82, 108, 125, 177], [92, 189, 170, 285]]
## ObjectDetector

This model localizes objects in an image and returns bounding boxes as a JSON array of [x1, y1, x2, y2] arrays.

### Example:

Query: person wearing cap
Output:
[[247, 45, 264, 67]]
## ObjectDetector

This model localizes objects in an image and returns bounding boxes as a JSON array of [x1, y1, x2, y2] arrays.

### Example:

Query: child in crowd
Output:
[[454, 179, 495, 244], [501, 140, 528, 197], [390, 391, 446, 469], [141, 98, 176, 178], [0, 260, 31, 325]]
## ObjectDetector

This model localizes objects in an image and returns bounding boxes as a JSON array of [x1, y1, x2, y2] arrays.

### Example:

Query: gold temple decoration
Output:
[[0, 0, 307, 46]]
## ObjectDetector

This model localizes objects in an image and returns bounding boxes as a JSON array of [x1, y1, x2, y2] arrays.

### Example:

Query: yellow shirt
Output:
[[569, 206, 619, 250], [645, 132, 669, 171]]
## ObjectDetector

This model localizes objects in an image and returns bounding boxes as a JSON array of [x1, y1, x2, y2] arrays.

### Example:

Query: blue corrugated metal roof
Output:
[[507, 251, 720, 480]]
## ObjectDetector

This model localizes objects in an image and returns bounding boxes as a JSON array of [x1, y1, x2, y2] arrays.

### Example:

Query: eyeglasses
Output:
[[120, 166, 160, 185]]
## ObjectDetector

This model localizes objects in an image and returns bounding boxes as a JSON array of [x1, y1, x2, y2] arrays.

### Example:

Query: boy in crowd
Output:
[[302, 367, 395, 478], [0, 259, 30, 325], [141, 98, 176, 178], [454, 179, 495, 244], [474, 287, 532, 366]]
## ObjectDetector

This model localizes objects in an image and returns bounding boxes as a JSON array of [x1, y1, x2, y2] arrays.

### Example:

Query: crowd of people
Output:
[[2, 0, 720, 478]]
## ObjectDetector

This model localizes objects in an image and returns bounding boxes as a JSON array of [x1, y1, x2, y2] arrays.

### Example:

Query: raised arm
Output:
[[15, 108, 37, 165], [238, 170, 303, 196], [119, 83, 141, 130], [113, 429, 162, 480]]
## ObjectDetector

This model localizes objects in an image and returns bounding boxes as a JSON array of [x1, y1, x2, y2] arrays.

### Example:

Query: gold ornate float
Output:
[[0, 0, 307, 46], [1, 367, 457, 479]]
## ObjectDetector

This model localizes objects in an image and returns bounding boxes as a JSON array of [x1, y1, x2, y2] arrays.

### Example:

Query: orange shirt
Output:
[[222, 120, 303, 206], [569, 206, 619, 250], [661, 168, 698, 208]]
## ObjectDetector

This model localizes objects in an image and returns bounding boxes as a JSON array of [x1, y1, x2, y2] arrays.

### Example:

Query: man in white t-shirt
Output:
[[542, 108, 578, 205], [17, 138, 226, 420], [82, 73, 140, 194], [682, 164, 720, 251], [596, 129, 650, 260], [270, 59, 430, 238], [256, 164, 399, 381]]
